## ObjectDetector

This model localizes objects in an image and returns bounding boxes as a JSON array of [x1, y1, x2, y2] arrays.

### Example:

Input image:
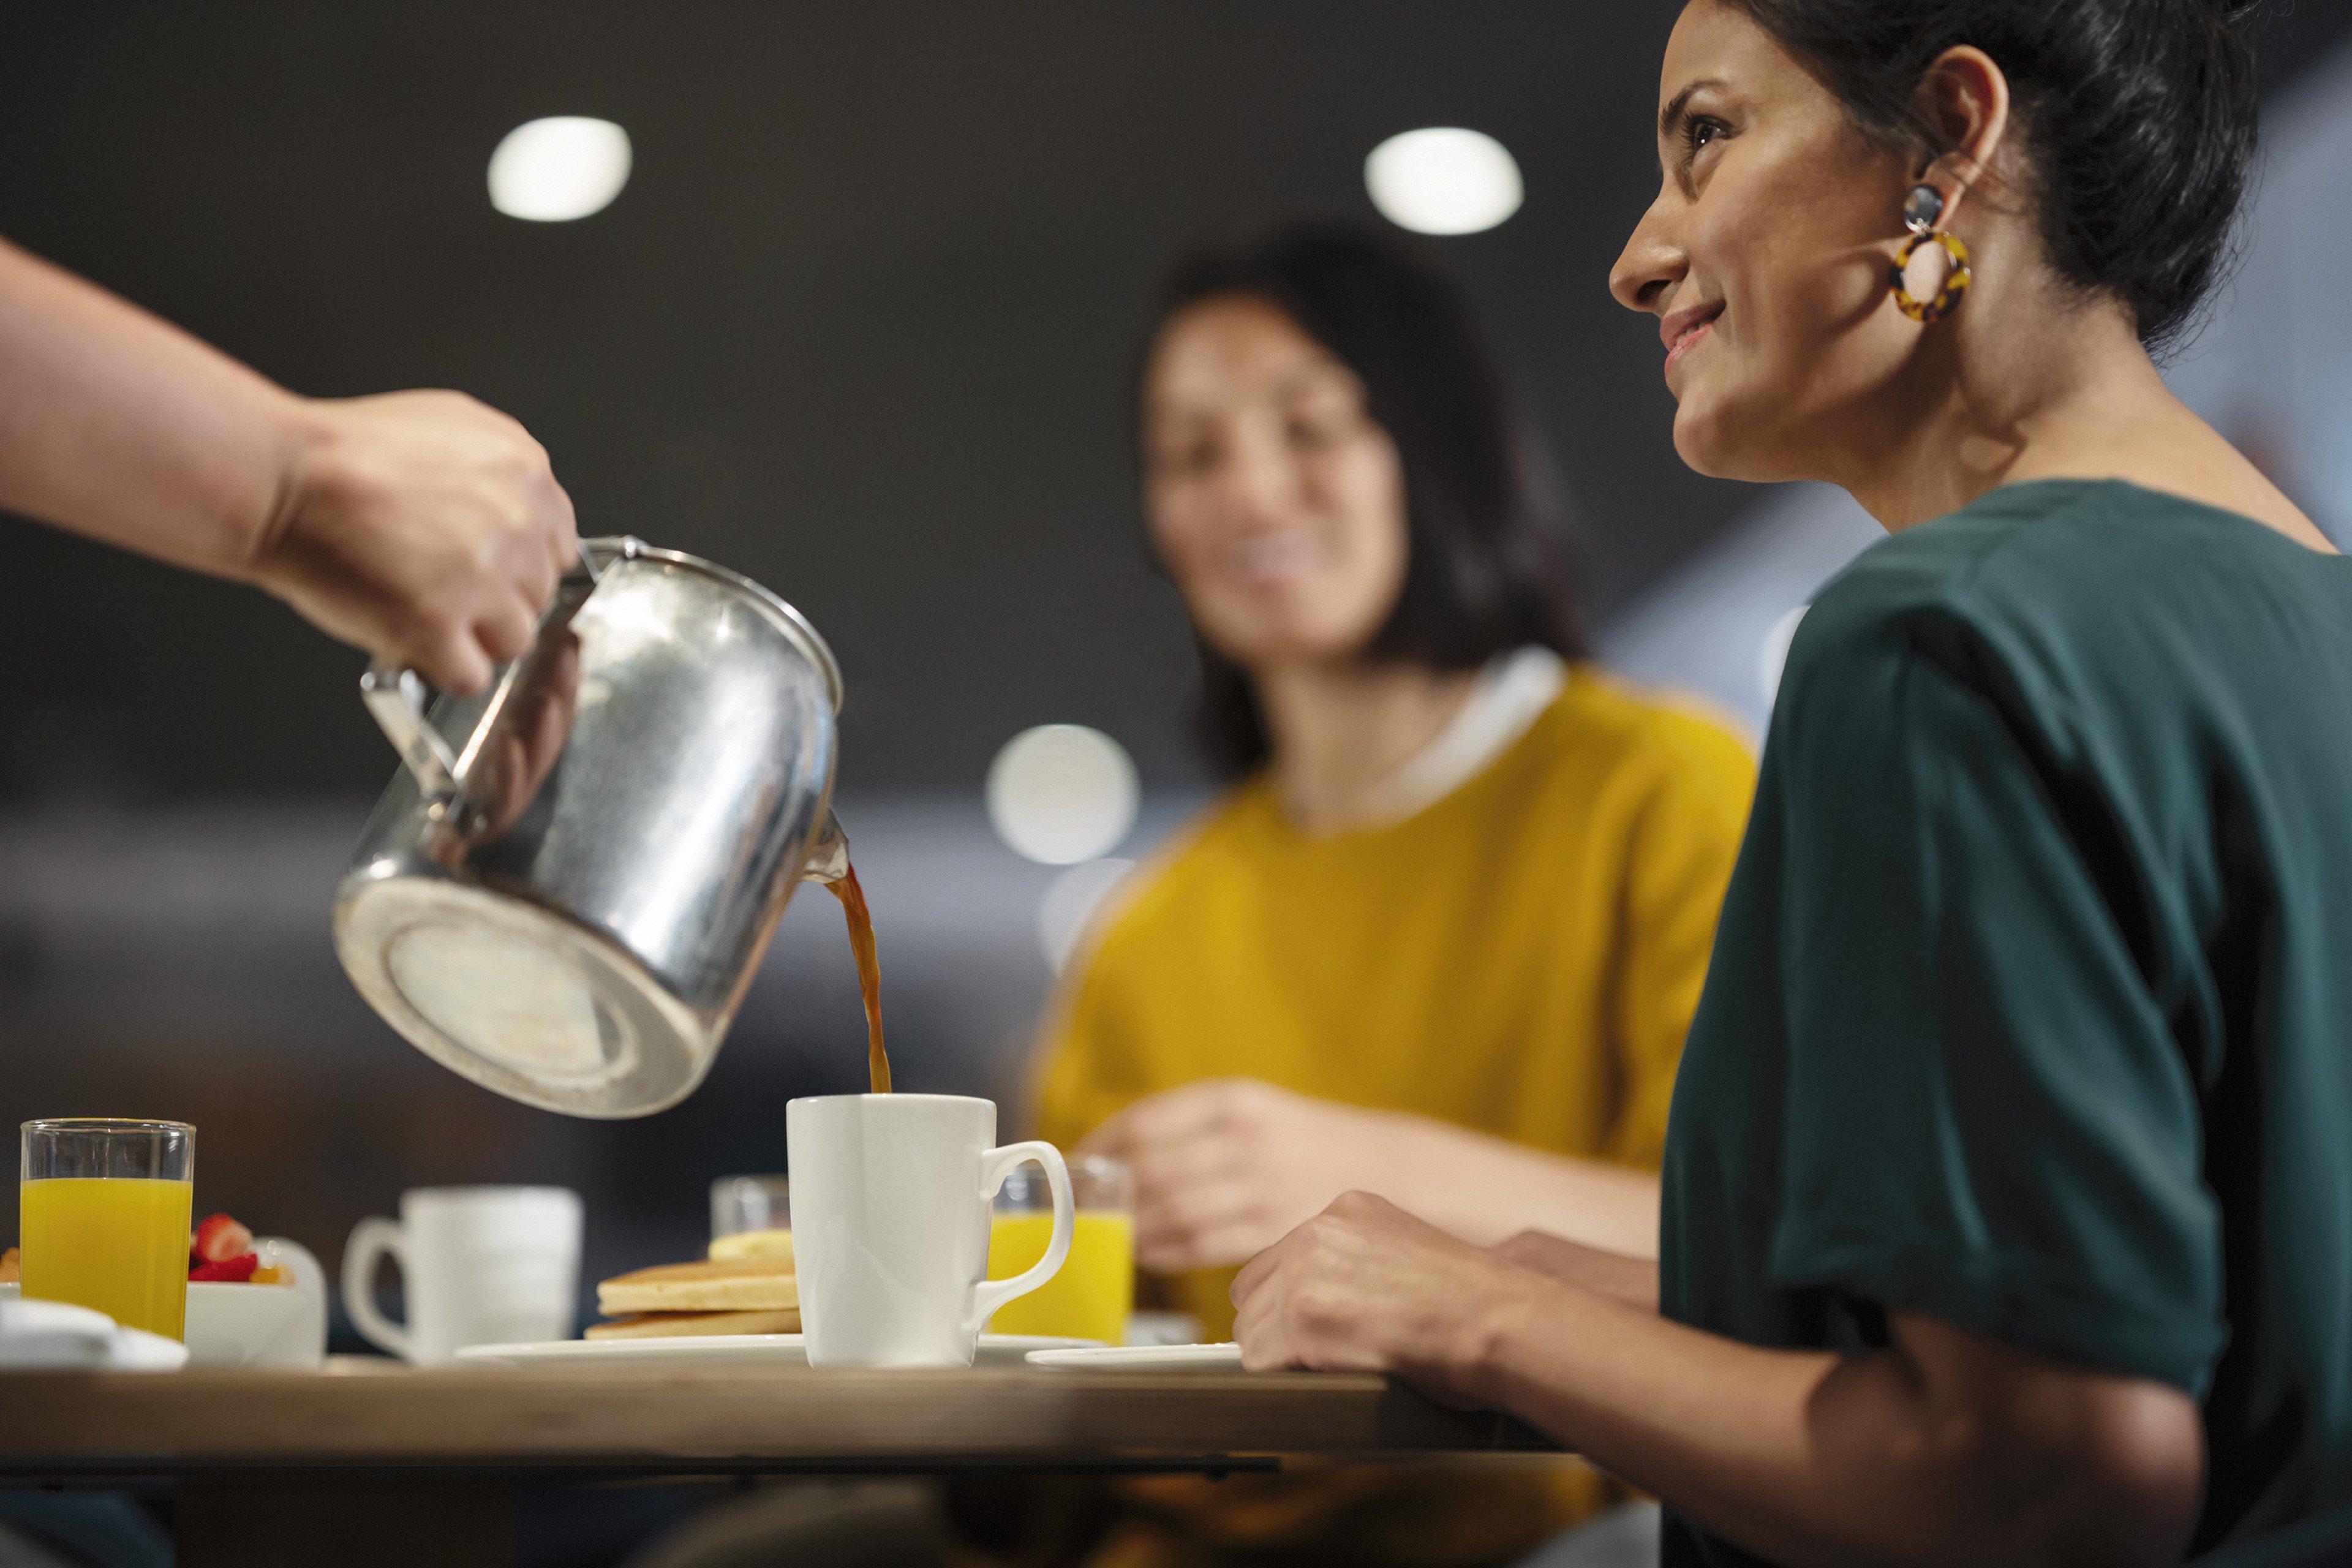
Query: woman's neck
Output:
[[1254, 659, 1479, 833], [1830, 266, 2331, 551]]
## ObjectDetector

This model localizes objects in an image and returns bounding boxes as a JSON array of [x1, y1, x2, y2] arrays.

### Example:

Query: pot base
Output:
[[334, 874, 716, 1118]]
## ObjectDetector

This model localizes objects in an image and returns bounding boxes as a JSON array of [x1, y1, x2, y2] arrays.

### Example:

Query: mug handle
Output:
[[340, 1217, 413, 1361], [968, 1141, 1074, 1335]]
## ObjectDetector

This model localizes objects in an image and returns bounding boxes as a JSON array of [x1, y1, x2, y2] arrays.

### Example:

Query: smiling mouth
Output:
[[1223, 530, 1323, 592], [1662, 304, 1724, 375]]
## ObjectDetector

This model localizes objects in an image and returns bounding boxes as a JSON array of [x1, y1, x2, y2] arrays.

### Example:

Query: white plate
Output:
[[1025, 1342, 1245, 1371], [454, 1333, 1102, 1370]]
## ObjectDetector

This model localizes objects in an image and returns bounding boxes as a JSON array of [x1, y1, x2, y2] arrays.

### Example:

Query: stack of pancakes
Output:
[[587, 1253, 798, 1339]]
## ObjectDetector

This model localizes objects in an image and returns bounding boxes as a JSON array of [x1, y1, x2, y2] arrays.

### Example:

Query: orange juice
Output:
[[18, 1177, 194, 1340], [986, 1210, 1133, 1343]]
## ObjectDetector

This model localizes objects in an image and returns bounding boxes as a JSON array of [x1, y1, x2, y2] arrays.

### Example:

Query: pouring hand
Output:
[[249, 390, 579, 695]]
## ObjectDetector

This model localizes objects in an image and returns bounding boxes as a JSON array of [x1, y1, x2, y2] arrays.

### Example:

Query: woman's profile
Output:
[[1229, 2, 2352, 1564]]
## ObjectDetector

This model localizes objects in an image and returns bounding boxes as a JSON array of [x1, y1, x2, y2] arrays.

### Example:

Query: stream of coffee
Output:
[[827, 865, 891, 1093]]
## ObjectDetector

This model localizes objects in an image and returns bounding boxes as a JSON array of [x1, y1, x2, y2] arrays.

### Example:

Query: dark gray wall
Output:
[[1, 2, 1738, 807], [6, 4, 2343, 807]]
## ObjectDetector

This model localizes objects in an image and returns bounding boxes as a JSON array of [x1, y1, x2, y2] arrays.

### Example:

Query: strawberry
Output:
[[191, 1213, 252, 1265], [190, 1253, 258, 1283]]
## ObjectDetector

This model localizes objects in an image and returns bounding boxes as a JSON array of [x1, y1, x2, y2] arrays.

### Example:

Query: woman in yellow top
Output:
[[1024, 227, 1756, 1566]]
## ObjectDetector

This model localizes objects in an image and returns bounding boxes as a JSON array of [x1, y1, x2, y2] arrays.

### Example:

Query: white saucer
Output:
[[454, 1333, 1101, 1370], [1025, 1342, 1245, 1371]]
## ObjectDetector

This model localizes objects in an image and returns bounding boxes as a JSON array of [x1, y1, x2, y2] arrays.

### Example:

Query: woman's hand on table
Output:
[[1234, 1194, 2203, 1568], [1084, 1079, 1411, 1273], [250, 391, 580, 695], [1082, 1077, 1663, 1272], [1227, 1191, 1555, 1403]]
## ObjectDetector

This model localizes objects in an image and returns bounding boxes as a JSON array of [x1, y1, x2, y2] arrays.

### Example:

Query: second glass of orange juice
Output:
[[18, 1119, 195, 1340], [987, 1153, 1133, 1344]]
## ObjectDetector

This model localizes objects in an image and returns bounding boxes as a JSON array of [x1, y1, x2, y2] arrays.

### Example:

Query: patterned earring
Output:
[[1891, 182, 1971, 324]]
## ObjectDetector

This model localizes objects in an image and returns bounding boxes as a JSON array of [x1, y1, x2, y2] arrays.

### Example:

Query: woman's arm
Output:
[[1491, 1229, 1659, 1311], [1232, 1194, 2203, 1568], [1084, 1077, 1662, 1272], [0, 235, 575, 692]]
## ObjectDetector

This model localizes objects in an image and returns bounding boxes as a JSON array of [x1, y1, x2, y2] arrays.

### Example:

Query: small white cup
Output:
[[340, 1186, 581, 1363], [788, 1094, 1071, 1368]]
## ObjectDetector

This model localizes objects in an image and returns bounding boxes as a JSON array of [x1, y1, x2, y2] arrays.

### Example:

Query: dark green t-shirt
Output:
[[1661, 481, 2352, 1567]]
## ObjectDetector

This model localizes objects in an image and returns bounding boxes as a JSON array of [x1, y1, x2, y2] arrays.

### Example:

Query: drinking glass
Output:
[[709, 1174, 793, 1262], [20, 1119, 195, 1340], [987, 1153, 1133, 1343]]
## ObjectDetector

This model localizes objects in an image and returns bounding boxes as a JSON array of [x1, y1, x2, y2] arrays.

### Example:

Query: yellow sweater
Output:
[[1028, 667, 1757, 1566]]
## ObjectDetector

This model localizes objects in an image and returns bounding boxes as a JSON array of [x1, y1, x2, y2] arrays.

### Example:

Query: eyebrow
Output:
[[1659, 78, 1726, 140]]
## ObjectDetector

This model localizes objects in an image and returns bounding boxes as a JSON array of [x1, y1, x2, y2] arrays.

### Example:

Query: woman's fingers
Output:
[[1133, 1176, 1265, 1267], [1125, 1129, 1250, 1199], [1096, 1079, 1262, 1156]]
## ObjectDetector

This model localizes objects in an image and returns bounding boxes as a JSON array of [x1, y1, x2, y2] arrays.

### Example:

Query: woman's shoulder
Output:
[[1797, 479, 2339, 692], [1066, 779, 1280, 961], [1810, 479, 2301, 630], [1522, 666, 1757, 796]]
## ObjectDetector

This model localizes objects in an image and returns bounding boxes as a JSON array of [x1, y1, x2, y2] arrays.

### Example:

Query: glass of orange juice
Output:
[[986, 1153, 1132, 1344], [708, 1174, 793, 1263], [19, 1119, 195, 1340]]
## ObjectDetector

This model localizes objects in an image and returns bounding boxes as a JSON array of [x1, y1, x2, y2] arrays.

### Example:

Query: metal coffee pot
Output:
[[333, 537, 847, 1118]]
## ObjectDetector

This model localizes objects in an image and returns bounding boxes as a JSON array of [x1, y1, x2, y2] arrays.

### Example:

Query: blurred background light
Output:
[[986, 724, 1139, 865], [1363, 126, 1523, 236], [1036, 857, 1136, 972], [487, 116, 632, 222]]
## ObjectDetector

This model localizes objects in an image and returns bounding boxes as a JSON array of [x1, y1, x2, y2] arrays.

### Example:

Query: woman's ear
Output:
[[1915, 45, 2012, 223]]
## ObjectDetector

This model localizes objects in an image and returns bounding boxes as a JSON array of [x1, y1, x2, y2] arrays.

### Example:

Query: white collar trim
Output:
[[1308, 646, 1567, 834]]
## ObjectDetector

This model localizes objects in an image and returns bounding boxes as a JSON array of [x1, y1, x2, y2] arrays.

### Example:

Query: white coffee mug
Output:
[[340, 1186, 582, 1363], [787, 1094, 1072, 1368]]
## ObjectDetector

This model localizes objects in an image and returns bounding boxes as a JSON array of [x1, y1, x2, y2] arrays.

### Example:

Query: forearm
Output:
[[1463, 1283, 2193, 1568], [0, 236, 314, 578], [1374, 1113, 1661, 1259]]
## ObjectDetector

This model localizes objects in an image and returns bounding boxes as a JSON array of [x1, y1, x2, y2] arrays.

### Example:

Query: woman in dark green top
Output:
[[1225, 1, 2350, 1565]]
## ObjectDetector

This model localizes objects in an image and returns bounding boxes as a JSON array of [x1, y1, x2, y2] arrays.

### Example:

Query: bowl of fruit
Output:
[[184, 1213, 327, 1369]]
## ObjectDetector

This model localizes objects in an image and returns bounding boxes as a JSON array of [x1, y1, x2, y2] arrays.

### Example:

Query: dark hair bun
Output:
[[1727, 0, 2260, 350]]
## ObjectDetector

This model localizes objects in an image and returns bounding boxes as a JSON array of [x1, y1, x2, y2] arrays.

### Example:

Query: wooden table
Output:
[[0, 1361, 1559, 1567]]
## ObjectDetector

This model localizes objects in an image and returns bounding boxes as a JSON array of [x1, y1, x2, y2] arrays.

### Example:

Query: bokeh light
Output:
[[986, 725, 1139, 865], [1036, 858, 1137, 972], [1364, 127, 1523, 236], [488, 117, 633, 222]]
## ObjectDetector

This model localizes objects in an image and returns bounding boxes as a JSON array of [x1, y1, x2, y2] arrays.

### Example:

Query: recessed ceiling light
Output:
[[488, 116, 632, 223], [1364, 127, 1523, 236]]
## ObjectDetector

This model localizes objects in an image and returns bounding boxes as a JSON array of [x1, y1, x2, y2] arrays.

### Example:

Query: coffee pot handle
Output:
[[358, 544, 615, 807], [360, 665, 463, 801]]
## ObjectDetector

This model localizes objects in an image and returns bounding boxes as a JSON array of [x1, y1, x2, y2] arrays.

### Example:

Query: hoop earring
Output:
[[1891, 182, 1971, 324]]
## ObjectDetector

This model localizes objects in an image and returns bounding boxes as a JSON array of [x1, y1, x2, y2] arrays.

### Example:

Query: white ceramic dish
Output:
[[185, 1237, 329, 1369], [3, 1238, 328, 1370], [1025, 1343, 1246, 1371], [454, 1332, 1102, 1370]]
